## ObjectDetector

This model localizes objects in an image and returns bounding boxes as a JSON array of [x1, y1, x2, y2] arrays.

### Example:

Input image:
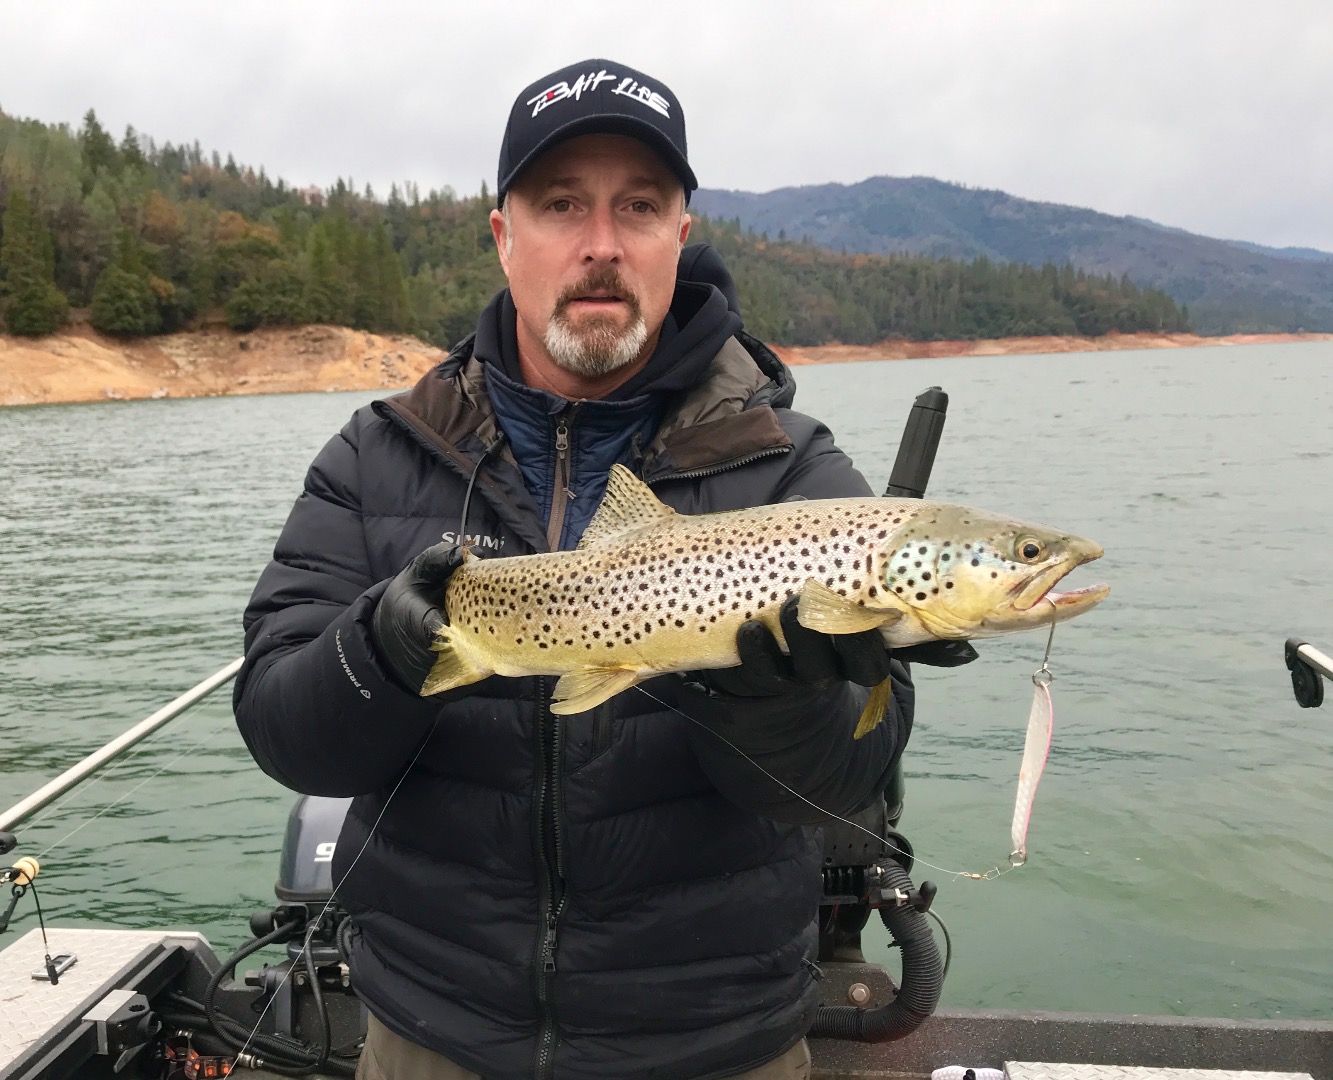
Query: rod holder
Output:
[[1285, 638, 1327, 709]]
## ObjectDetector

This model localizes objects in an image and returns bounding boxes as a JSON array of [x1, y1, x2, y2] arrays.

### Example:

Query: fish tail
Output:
[[853, 677, 893, 740], [420, 627, 488, 697]]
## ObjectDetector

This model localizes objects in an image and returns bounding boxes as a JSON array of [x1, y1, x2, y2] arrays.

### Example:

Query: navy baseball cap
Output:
[[496, 59, 698, 208]]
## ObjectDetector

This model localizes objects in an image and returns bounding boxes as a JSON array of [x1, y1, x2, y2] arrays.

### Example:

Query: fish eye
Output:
[[1016, 537, 1045, 563]]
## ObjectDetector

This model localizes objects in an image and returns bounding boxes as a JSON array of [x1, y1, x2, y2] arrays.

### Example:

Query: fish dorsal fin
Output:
[[578, 464, 676, 548]]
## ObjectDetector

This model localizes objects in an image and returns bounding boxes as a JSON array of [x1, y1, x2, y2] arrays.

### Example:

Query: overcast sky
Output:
[[2, 0, 1330, 251]]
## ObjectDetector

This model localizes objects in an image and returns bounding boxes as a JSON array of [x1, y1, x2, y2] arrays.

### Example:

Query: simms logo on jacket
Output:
[[442, 531, 506, 550], [526, 68, 671, 119]]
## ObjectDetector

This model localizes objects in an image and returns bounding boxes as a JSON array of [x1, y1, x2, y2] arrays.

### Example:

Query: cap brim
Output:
[[497, 113, 697, 206]]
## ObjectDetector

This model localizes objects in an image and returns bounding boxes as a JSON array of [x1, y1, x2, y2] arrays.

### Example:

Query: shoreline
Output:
[[2, 326, 1329, 407], [770, 330, 1333, 366]]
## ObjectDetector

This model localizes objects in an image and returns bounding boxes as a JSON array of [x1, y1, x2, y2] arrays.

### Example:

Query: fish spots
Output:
[[915, 592, 927, 601]]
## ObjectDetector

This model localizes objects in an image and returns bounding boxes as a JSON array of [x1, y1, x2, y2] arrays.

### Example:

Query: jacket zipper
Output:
[[534, 677, 566, 1080], [545, 406, 578, 551], [647, 443, 792, 484]]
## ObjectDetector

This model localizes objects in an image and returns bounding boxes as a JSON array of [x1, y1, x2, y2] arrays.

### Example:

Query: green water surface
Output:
[[1, 342, 1329, 1018]]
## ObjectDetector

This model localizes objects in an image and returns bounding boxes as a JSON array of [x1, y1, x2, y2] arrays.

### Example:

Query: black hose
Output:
[[201, 917, 343, 1075], [301, 925, 333, 1071], [808, 859, 944, 1041], [161, 997, 351, 1075]]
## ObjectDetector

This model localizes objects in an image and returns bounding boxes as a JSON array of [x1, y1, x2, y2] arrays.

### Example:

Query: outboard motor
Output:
[[188, 796, 363, 1075]]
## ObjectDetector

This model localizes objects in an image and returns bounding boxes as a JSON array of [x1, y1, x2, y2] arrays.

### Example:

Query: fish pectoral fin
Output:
[[420, 628, 490, 698], [577, 464, 676, 548], [854, 677, 894, 740], [550, 665, 648, 715], [797, 579, 900, 635]]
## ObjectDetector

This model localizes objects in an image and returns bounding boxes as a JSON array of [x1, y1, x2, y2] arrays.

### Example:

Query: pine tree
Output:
[[304, 227, 349, 324], [90, 264, 160, 336], [120, 125, 146, 171], [1, 190, 69, 336], [78, 110, 120, 186]]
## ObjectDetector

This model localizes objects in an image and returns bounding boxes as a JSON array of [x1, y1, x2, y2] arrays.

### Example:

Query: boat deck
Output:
[[1, 927, 207, 1077], [2, 931, 1330, 1080]]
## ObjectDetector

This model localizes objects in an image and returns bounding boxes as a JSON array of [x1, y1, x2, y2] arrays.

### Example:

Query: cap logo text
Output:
[[527, 69, 671, 120]]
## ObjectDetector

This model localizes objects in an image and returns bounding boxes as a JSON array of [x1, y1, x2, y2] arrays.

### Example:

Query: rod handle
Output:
[[885, 387, 949, 499]]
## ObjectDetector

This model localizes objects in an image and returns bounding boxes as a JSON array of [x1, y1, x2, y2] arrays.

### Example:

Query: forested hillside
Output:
[[0, 108, 1187, 347], [694, 177, 1333, 334]]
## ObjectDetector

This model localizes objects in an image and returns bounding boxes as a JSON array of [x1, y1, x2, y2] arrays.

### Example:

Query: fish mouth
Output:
[[1001, 539, 1109, 626], [1037, 581, 1112, 619]]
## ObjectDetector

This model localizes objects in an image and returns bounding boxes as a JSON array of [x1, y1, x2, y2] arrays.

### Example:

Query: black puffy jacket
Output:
[[233, 284, 912, 1080]]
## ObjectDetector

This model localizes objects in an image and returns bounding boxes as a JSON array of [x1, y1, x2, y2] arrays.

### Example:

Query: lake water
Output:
[[1, 342, 1330, 1020]]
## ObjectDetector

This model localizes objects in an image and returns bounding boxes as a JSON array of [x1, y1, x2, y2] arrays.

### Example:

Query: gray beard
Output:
[[543, 309, 649, 378]]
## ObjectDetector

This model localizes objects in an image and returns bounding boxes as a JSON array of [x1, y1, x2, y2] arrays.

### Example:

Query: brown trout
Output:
[[424, 465, 1109, 735]]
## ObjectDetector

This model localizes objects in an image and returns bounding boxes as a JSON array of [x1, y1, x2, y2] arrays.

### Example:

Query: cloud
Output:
[[2, 0, 1330, 249]]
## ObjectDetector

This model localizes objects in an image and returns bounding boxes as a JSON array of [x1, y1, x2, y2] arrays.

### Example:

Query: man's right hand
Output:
[[371, 544, 466, 694]]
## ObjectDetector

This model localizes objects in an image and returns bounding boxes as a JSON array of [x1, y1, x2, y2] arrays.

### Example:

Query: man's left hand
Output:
[[692, 596, 978, 699]]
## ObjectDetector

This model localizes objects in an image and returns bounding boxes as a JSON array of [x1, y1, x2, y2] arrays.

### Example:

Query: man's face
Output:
[[491, 134, 691, 380]]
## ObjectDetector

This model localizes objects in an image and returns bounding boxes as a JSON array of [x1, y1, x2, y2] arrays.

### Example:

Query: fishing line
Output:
[[34, 723, 229, 861], [23, 717, 180, 834], [631, 685, 1006, 882], [631, 656, 1050, 885], [229, 724, 439, 1068]]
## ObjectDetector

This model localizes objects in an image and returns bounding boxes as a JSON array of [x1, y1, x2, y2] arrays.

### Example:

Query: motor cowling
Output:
[[275, 796, 352, 903]]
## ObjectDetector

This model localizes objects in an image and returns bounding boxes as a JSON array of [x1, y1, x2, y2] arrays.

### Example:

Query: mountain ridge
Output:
[[693, 177, 1333, 333]]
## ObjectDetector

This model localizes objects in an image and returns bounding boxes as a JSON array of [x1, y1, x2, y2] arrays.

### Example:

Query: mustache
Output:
[[553, 268, 642, 317]]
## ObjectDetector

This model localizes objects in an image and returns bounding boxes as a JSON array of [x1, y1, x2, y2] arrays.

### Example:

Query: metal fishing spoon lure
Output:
[[956, 598, 1059, 881], [1009, 598, 1060, 867]]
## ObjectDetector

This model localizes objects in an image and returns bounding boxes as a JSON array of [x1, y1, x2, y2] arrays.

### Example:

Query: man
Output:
[[235, 59, 956, 1080]]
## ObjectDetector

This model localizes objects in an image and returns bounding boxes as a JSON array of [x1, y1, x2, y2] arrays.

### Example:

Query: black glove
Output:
[[370, 543, 465, 693], [894, 639, 980, 668], [696, 596, 978, 699]]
